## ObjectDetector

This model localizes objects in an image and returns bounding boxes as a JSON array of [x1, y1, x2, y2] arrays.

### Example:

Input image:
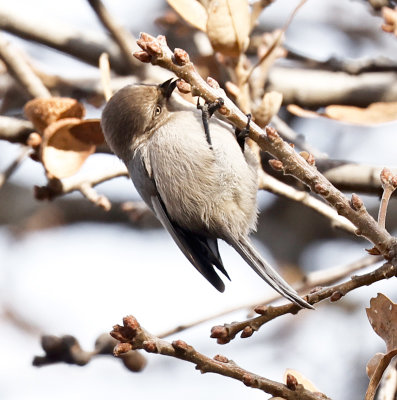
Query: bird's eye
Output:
[[155, 105, 162, 116]]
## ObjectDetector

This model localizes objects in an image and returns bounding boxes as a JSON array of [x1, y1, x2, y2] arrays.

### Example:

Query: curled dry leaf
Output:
[[24, 97, 85, 134], [41, 118, 102, 179], [288, 102, 397, 125], [167, 0, 208, 31], [206, 0, 250, 57], [367, 293, 397, 353], [254, 91, 283, 127], [283, 369, 320, 393], [365, 293, 397, 400]]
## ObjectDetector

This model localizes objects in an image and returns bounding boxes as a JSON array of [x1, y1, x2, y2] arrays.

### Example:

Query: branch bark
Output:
[[0, 8, 131, 75], [111, 315, 330, 400], [210, 261, 396, 344]]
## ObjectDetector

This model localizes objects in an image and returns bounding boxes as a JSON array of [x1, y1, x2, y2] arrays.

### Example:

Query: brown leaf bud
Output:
[[286, 373, 298, 390], [172, 340, 191, 352], [110, 324, 125, 342], [176, 79, 191, 94], [366, 247, 381, 255], [216, 337, 231, 345], [265, 126, 279, 141], [213, 354, 229, 363], [241, 326, 253, 338], [133, 51, 152, 63], [206, 76, 220, 89], [268, 159, 284, 171], [143, 340, 158, 353], [243, 374, 258, 388], [313, 183, 329, 196], [300, 151, 315, 165], [123, 315, 140, 331], [381, 167, 393, 186], [114, 342, 133, 356], [146, 41, 162, 57], [173, 48, 190, 66], [330, 291, 343, 302], [27, 132, 42, 147], [254, 305, 268, 315], [350, 193, 364, 211], [210, 325, 228, 339]]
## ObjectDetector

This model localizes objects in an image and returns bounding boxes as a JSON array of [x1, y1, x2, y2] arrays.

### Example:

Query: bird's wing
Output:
[[128, 154, 227, 292], [229, 236, 314, 309]]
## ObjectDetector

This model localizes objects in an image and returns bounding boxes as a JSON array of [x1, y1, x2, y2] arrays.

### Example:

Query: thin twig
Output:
[[158, 254, 380, 338], [87, 0, 141, 74], [111, 316, 330, 400], [0, 116, 34, 143], [99, 53, 112, 101], [378, 168, 397, 229], [0, 33, 50, 98], [0, 8, 130, 75], [258, 169, 356, 234], [0, 146, 30, 189], [34, 163, 128, 208], [210, 261, 396, 344]]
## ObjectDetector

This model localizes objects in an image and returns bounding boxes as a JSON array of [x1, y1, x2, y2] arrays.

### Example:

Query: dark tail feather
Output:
[[230, 237, 314, 309]]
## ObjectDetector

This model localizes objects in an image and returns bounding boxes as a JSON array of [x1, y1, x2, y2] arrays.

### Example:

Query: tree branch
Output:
[[110, 316, 330, 400], [87, 0, 141, 74], [0, 8, 131, 75], [210, 261, 396, 344], [134, 33, 397, 259], [0, 33, 51, 98]]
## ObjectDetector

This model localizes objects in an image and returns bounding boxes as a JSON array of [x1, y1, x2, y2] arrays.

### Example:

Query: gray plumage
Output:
[[101, 81, 313, 309]]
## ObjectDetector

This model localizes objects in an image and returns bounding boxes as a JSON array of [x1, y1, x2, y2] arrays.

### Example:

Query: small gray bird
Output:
[[101, 79, 312, 309]]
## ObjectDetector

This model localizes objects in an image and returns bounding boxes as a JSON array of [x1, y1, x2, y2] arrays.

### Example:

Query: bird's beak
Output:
[[159, 78, 177, 99]]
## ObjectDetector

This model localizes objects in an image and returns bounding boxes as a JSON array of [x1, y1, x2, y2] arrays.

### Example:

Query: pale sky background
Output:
[[1, 1, 397, 399]]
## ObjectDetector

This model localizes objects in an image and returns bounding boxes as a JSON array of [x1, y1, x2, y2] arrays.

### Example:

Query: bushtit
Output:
[[101, 79, 312, 309]]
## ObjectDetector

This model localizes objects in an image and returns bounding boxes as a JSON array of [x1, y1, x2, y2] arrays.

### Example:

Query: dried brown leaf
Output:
[[365, 294, 397, 400], [69, 119, 104, 145], [206, 0, 250, 57], [24, 97, 85, 133], [41, 118, 96, 179], [288, 102, 397, 125], [365, 350, 397, 400], [167, 0, 208, 31], [367, 353, 385, 378], [366, 293, 397, 353]]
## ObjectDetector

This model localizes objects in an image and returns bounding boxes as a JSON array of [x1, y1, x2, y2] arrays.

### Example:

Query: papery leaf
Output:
[[365, 350, 397, 400], [167, 0, 208, 31], [41, 118, 96, 179], [69, 119, 104, 145], [365, 294, 397, 400], [288, 102, 397, 125], [206, 0, 250, 57], [366, 293, 397, 353], [24, 97, 85, 133]]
